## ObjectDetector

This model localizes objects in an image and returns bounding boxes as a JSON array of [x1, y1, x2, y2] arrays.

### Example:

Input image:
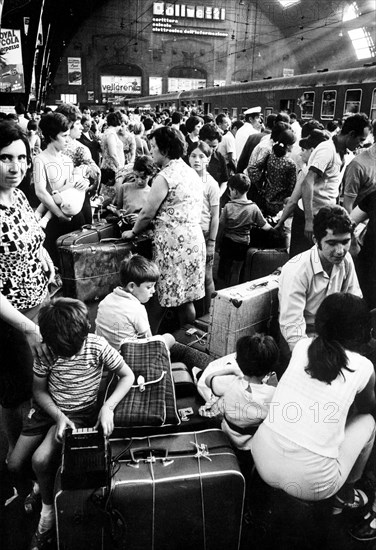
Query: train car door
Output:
[[279, 99, 295, 113]]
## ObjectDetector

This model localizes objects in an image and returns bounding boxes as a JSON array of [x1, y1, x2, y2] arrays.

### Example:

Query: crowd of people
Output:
[[1, 99, 376, 548]]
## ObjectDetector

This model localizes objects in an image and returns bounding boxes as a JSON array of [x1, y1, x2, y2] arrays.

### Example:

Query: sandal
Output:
[[24, 490, 41, 514], [332, 488, 368, 515], [29, 527, 55, 550], [349, 511, 376, 541]]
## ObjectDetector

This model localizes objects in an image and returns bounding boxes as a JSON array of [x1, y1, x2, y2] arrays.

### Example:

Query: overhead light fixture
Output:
[[278, 0, 300, 8]]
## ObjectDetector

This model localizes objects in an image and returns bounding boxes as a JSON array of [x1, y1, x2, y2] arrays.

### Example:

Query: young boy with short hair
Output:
[[95, 254, 160, 350], [216, 173, 275, 283], [8, 298, 134, 549]]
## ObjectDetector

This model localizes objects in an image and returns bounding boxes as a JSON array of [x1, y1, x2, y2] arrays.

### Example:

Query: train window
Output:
[[298, 92, 315, 119], [280, 99, 295, 114], [344, 89, 362, 116], [223, 108, 228, 115], [264, 107, 273, 118], [241, 108, 248, 114], [370, 89, 376, 121], [232, 108, 238, 119], [214, 108, 219, 115], [321, 91, 337, 120]]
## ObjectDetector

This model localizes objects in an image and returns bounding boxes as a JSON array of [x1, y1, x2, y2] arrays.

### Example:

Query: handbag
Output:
[[100, 167, 116, 186], [106, 336, 180, 427]]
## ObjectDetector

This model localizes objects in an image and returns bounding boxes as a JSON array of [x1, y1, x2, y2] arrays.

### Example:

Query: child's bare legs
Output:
[[161, 333, 175, 349], [1, 402, 30, 461], [204, 259, 215, 314], [7, 433, 45, 498]]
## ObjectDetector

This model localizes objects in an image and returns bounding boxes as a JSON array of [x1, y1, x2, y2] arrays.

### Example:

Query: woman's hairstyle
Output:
[[27, 120, 38, 132], [228, 173, 250, 194], [306, 293, 371, 384], [143, 117, 154, 132], [185, 115, 204, 134], [301, 119, 324, 138], [171, 111, 182, 125], [120, 254, 159, 287], [0, 120, 31, 164], [38, 298, 90, 357], [299, 129, 329, 150], [313, 205, 353, 243], [150, 126, 187, 159], [189, 140, 212, 158], [106, 111, 122, 127], [236, 333, 279, 377], [133, 155, 155, 176], [272, 128, 296, 157], [55, 103, 82, 125], [270, 121, 291, 143], [39, 112, 70, 144]]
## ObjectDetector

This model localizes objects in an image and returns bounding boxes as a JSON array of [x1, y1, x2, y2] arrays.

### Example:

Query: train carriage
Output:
[[129, 66, 376, 124]]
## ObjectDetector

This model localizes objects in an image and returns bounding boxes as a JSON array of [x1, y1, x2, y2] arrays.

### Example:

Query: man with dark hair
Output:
[[199, 123, 229, 194], [343, 119, 376, 213], [279, 205, 361, 351], [216, 114, 236, 173], [296, 113, 370, 252], [237, 113, 277, 174]]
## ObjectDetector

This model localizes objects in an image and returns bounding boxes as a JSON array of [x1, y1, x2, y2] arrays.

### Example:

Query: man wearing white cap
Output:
[[235, 106, 262, 159]]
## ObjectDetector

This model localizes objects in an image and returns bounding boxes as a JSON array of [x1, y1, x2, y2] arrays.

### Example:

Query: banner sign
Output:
[[0, 28, 25, 93], [68, 57, 82, 85], [168, 77, 206, 92], [101, 76, 141, 95]]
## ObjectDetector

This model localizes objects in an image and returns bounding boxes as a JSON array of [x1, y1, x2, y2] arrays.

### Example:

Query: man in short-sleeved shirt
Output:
[[279, 206, 361, 351]]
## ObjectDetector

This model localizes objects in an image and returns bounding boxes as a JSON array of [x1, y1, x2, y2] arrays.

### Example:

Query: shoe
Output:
[[332, 488, 368, 515], [24, 489, 41, 514], [349, 511, 376, 541], [29, 527, 55, 550]]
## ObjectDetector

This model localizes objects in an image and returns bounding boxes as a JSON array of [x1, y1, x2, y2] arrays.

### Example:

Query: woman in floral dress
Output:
[[122, 126, 205, 332]]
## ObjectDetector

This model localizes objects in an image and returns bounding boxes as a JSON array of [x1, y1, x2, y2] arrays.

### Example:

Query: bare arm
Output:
[[96, 363, 135, 436], [275, 176, 303, 229], [350, 206, 368, 225], [33, 156, 72, 220], [301, 169, 320, 241], [342, 195, 356, 214], [122, 173, 169, 238], [0, 293, 54, 365], [355, 371, 376, 414]]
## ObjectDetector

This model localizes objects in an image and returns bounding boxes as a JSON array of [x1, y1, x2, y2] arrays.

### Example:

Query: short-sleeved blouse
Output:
[[0, 189, 49, 310]]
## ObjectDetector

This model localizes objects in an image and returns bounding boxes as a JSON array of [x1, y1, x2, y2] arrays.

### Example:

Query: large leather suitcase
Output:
[[242, 247, 289, 283], [208, 274, 280, 358], [110, 429, 245, 550], [58, 235, 152, 302], [56, 221, 121, 247], [55, 468, 107, 550]]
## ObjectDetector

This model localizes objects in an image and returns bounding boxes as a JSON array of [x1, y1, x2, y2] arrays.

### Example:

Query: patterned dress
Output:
[[0, 188, 49, 310], [153, 158, 205, 307]]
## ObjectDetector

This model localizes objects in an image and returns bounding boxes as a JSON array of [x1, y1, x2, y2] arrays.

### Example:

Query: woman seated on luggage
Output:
[[251, 293, 376, 512], [109, 155, 156, 227]]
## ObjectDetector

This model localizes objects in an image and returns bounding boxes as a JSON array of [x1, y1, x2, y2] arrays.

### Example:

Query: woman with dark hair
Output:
[[185, 115, 204, 156], [122, 126, 205, 331], [0, 120, 54, 457], [100, 110, 126, 203], [251, 293, 376, 511], [261, 128, 297, 216], [33, 112, 90, 267]]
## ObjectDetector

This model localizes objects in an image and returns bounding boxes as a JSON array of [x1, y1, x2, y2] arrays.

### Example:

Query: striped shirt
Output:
[[33, 334, 125, 412]]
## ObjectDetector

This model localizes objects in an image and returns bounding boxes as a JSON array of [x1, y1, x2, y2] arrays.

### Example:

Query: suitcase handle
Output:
[[129, 446, 173, 466]]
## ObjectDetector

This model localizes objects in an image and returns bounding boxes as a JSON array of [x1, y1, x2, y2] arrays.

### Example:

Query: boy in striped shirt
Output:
[[8, 298, 134, 550]]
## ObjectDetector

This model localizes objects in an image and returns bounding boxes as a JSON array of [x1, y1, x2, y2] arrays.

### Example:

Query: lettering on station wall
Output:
[[152, 2, 228, 37]]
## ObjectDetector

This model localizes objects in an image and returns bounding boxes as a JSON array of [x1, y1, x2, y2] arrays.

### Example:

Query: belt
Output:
[[224, 417, 259, 436]]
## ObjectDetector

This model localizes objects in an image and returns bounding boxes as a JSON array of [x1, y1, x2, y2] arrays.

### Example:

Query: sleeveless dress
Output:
[[153, 158, 205, 307]]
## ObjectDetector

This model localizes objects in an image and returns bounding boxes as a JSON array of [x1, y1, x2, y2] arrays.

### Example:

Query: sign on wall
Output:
[[101, 76, 141, 95], [152, 2, 228, 37], [149, 76, 163, 95], [68, 57, 82, 85], [168, 77, 206, 92], [0, 28, 25, 93]]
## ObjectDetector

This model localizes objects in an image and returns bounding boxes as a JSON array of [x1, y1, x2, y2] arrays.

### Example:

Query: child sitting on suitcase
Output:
[[8, 298, 134, 550], [95, 254, 211, 372], [216, 173, 275, 285], [204, 333, 279, 451]]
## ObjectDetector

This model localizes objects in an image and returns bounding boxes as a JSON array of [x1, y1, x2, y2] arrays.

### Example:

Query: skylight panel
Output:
[[348, 27, 376, 59], [278, 0, 301, 8], [343, 2, 360, 21]]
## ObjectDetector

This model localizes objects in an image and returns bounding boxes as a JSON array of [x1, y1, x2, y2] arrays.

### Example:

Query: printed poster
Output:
[[68, 57, 82, 85], [0, 28, 25, 93]]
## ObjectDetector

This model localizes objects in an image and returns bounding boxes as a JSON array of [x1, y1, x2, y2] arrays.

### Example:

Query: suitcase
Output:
[[242, 247, 289, 283], [208, 274, 280, 358], [55, 467, 107, 550], [58, 235, 152, 302], [109, 429, 245, 550], [56, 221, 121, 247]]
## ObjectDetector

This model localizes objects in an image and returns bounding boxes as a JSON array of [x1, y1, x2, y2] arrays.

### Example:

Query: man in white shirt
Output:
[[216, 114, 236, 173], [235, 106, 262, 159], [279, 205, 361, 351]]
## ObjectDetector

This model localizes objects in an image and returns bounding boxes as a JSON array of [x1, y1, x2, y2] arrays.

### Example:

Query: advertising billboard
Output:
[[0, 28, 25, 93]]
